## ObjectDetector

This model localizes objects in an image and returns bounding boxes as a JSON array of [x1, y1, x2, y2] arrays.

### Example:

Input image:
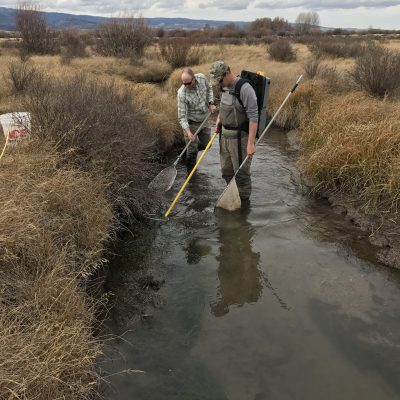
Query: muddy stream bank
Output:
[[100, 128, 400, 400]]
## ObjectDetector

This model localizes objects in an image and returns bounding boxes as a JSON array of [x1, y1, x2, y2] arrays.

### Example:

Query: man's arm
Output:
[[247, 121, 257, 157], [177, 90, 195, 141], [240, 83, 258, 157]]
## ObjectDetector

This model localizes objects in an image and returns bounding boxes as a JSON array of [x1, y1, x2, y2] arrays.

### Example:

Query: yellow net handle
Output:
[[165, 129, 219, 218]]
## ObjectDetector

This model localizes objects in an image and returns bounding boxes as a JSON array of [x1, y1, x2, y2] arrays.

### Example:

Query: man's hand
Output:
[[209, 104, 217, 113], [247, 142, 256, 157], [187, 131, 196, 142]]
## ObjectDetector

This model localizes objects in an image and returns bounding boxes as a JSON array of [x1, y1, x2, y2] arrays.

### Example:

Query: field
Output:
[[0, 35, 399, 398]]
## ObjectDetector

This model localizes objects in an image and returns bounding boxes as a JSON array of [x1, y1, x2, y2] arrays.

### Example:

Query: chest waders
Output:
[[220, 79, 249, 166]]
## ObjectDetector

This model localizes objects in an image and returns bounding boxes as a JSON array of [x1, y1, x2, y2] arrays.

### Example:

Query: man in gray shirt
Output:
[[210, 61, 258, 202]]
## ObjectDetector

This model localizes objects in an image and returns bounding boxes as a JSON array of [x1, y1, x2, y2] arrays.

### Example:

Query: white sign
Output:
[[0, 112, 31, 145]]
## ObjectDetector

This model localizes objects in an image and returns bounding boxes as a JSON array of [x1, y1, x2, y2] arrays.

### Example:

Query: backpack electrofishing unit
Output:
[[234, 70, 271, 138]]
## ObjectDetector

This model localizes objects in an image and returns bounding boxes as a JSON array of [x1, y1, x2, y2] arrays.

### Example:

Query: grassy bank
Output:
[[0, 142, 113, 398], [300, 93, 400, 214], [0, 47, 179, 398]]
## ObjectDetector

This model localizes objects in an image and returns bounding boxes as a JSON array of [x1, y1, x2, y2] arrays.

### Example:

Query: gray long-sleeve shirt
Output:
[[232, 77, 258, 124]]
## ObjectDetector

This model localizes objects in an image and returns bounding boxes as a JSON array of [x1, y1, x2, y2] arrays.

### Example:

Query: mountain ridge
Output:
[[0, 6, 249, 31]]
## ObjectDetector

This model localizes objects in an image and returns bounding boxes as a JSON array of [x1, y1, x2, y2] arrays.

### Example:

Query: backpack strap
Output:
[[233, 78, 248, 109]]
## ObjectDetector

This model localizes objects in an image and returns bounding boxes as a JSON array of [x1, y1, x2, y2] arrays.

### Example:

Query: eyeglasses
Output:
[[183, 78, 194, 86]]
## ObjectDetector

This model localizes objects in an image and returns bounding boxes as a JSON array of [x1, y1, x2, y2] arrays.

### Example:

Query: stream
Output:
[[101, 128, 400, 400]]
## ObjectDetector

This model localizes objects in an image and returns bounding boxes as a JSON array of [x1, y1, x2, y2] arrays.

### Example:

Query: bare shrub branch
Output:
[[309, 37, 364, 59], [159, 38, 204, 68], [8, 60, 38, 93], [350, 42, 400, 98], [16, 3, 58, 55], [22, 72, 157, 219], [303, 56, 321, 79], [267, 39, 296, 62], [95, 16, 153, 59], [59, 29, 88, 64]]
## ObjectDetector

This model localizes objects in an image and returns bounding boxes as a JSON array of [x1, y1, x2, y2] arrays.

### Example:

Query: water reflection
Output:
[[309, 298, 400, 397], [211, 207, 262, 317], [185, 238, 212, 265]]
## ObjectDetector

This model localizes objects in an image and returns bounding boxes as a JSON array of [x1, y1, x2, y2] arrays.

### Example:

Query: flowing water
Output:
[[102, 129, 400, 400]]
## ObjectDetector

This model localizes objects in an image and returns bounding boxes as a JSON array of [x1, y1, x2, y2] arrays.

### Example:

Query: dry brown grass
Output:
[[131, 83, 181, 150], [1, 45, 173, 85], [0, 141, 114, 399], [270, 80, 325, 129], [71, 55, 172, 83], [385, 39, 400, 51], [299, 93, 400, 213], [123, 58, 172, 83]]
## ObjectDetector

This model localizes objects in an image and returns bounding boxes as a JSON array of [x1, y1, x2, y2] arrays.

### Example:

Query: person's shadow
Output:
[[210, 206, 262, 317]]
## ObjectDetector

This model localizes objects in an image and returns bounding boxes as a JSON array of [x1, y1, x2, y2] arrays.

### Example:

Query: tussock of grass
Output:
[[123, 58, 172, 83], [69, 51, 173, 83], [268, 78, 323, 129], [131, 83, 181, 150], [299, 93, 400, 213], [0, 142, 114, 399], [164, 68, 185, 95]]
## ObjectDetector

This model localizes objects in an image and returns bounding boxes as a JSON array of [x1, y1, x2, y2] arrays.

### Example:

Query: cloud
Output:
[[199, 0, 252, 10], [254, 0, 400, 10], [154, 0, 186, 9], [2, 0, 186, 14]]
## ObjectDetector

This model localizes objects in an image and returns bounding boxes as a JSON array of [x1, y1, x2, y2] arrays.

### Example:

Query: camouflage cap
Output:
[[209, 60, 229, 86]]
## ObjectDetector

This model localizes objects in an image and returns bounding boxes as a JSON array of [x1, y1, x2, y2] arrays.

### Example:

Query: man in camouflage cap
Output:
[[210, 60, 258, 202]]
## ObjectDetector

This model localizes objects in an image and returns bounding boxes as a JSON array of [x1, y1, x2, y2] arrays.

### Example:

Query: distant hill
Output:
[[0, 7, 17, 30], [0, 7, 248, 31]]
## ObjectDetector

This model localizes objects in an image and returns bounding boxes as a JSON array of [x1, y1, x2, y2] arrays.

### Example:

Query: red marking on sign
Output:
[[8, 128, 27, 139]]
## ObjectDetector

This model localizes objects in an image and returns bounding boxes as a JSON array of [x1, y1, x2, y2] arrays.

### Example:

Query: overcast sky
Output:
[[3, 1, 400, 29]]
